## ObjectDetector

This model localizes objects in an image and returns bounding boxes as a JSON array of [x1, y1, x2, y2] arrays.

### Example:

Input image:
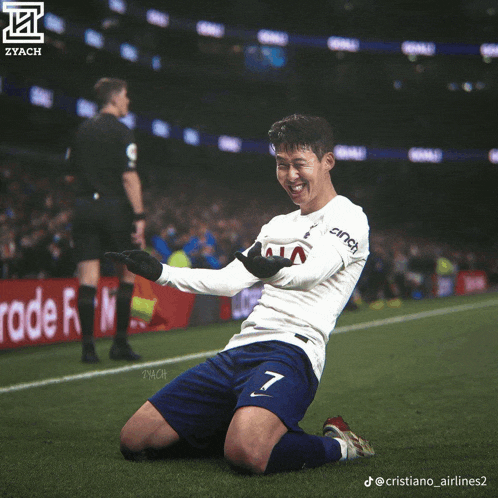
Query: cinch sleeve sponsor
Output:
[[324, 213, 369, 267]]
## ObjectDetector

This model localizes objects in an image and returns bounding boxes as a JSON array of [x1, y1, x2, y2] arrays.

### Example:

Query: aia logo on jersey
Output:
[[330, 227, 359, 254], [265, 246, 306, 264]]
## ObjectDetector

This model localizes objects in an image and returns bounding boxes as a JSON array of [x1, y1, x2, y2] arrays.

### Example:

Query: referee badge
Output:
[[126, 143, 137, 167]]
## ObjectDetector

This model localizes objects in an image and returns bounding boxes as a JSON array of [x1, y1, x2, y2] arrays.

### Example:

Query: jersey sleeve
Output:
[[154, 223, 272, 296], [155, 257, 259, 297], [121, 127, 137, 172], [324, 208, 369, 268]]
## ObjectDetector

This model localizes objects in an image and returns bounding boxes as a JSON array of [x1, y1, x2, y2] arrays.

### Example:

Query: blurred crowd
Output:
[[0, 159, 75, 279], [1, 159, 497, 304], [143, 181, 283, 271], [358, 231, 497, 304], [0, 160, 285, 280]]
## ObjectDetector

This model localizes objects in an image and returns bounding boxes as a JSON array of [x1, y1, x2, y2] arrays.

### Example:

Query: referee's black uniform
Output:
[[71, 113, 138, 261], [69, 112, 141, 362]]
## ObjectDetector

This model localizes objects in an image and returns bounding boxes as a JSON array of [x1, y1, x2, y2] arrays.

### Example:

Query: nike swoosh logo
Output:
[[250, 392, 273, 398]]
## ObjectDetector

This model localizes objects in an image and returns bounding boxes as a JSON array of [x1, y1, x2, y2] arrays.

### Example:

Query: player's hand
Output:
[[234, 242, 292, 279], [105, 250, 163, 282]]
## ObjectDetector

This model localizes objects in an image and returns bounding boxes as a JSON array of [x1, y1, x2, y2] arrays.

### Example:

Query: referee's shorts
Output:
[[72, 195, 136, 263]]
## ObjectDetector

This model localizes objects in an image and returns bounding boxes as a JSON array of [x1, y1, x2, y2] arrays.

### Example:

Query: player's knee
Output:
[[224, 438, 267, 475], [120, 442, 146, 462], [119, 424, 146, 457]]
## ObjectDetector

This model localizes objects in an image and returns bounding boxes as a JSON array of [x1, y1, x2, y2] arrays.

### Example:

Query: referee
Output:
[[68, 78, 145, 363]]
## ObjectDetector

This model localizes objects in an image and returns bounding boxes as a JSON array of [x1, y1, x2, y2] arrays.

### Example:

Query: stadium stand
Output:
[[1, 0, 497, 302]]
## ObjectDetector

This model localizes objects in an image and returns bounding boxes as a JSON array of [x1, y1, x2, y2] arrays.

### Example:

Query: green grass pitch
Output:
[[1, 292, 497, 497]]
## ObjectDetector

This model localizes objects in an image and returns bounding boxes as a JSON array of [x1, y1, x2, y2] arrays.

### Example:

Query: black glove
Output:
[[234, 242, 292, 279], [105, 250, 163, 282]]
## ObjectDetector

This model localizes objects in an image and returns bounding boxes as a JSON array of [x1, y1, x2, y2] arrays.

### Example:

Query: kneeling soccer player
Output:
[[107, 114, 375, 474]]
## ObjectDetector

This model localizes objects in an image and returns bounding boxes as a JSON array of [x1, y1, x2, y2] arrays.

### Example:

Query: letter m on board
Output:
[[3, 2, 44, 44]]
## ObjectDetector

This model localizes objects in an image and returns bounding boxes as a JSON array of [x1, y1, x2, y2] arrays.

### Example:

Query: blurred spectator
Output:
[[183, 222, 221, 269], [167, 249, 192, 268], [407, 245, 436, 299], [390, 245, 410, 299], [435, 253, 455, 276], [361, 245, 392, 302], [151, 225, 177, 263]]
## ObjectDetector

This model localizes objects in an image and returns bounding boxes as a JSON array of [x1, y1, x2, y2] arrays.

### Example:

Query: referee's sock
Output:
[[78, 285, 96, 347], [114, 282, 135, 347], [264, 432, 342, 474]]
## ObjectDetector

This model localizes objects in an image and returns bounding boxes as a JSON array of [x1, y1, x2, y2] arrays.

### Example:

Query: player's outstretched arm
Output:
[[234, 242, 292, 279], [105, 250, 162, 282]]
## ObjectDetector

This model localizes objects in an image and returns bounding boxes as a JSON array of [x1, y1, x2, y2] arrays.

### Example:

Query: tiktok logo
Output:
[[364, 476, 373, 487]]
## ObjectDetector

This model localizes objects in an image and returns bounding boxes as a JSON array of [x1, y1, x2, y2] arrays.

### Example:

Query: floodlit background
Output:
[[1, 0, 497, 284], [1, 0, 498, 291], [1, 2, 498, 497]]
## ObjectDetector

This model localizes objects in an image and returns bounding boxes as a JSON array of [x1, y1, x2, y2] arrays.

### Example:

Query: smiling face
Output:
[[276, 145, 336, 215]]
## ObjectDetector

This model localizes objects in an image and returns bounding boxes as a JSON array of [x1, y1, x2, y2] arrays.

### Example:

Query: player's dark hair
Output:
[[93, 78, 127, 108], [268, 114, 334, 160]]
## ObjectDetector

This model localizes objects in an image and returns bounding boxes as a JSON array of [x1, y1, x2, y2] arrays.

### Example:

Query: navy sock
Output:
[[264, 432, 342, 474]]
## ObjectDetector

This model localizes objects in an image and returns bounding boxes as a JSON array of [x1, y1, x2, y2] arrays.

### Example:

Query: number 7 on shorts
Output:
[[259, 371, 284, 391]]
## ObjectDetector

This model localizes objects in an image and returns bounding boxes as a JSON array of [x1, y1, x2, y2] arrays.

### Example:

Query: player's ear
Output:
[[323, 152, 335, 172]]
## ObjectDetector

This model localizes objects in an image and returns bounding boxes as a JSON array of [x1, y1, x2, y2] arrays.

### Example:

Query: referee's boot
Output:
[[109, 339, 141, 361], [81, 340, 100, 364]]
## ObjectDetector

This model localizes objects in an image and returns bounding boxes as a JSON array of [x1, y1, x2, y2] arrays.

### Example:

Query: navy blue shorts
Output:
[[148, 341, 318, 449]]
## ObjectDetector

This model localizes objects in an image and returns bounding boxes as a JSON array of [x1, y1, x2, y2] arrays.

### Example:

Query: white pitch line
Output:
[[1, 297, 497, 394], [0, 350, 221, 394], [333, 297, 498, 334]]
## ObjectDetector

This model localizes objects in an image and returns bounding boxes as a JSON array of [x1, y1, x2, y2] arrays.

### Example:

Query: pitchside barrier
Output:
[[0, 276, 232, 350], [432, 270, 488, 298], [0, 271, 487, 350]]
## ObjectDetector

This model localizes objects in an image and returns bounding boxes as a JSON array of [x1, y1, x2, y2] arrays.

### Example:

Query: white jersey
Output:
[[156, 195, 369, 380]]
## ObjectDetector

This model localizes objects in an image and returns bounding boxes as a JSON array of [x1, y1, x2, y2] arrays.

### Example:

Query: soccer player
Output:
[[68, 78, 145, 363], [107, 114, 374, 474]]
